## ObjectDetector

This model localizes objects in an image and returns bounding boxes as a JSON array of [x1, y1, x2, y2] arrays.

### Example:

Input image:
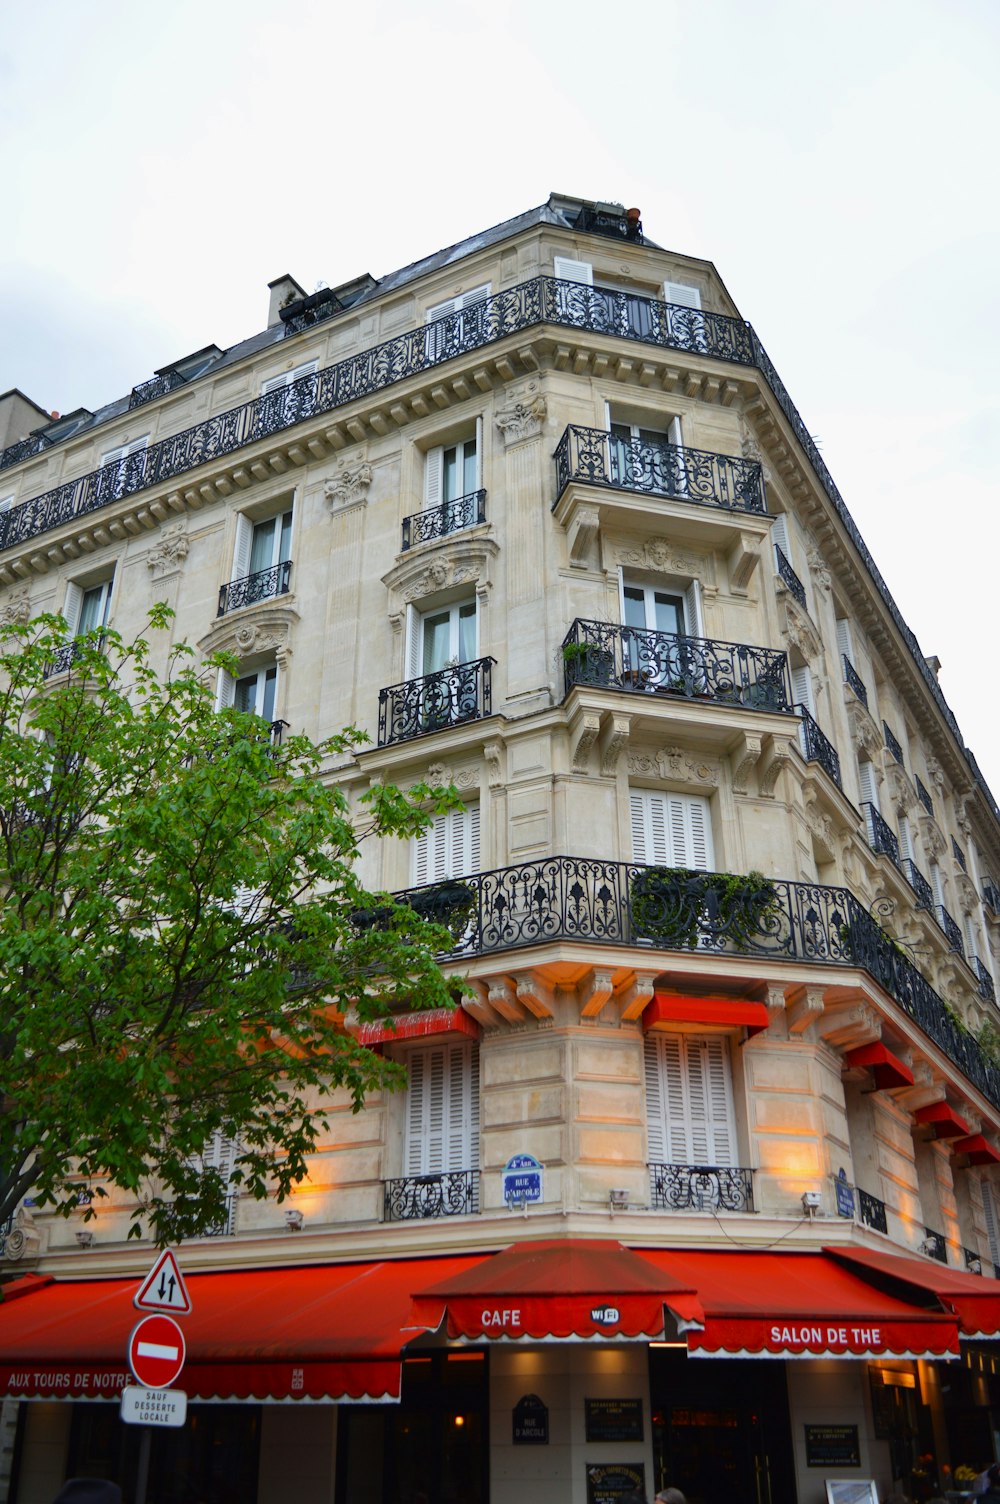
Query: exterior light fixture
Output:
[[284, 1208, 304, 1231], [801, 1190, 822, 1216], [609, 1188, 630, 1212], [74, 1229, 94, 1247]]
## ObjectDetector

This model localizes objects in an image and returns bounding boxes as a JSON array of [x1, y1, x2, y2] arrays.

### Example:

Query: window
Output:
[[99, 436, 148, 499], [229, 508, 293, 603], [402, 1039, 480, 1188], [65, 577, 114, 637], [424, 420, 483, 512], [858, 758, 881, 845], [425, 285, 490, 362], [645, 1033, 736, 1171], [216, 662, 278, 723], [630, 790, 713, 870], [607, 404, 685, 497], [0, 496, 13, 514], [187, 1129, 239, 1236], [258, 361, 317, 431], [982, 1182, 1000, 1272], [620, 574, 703, 687], [406, 597, 478, 680], [412, 804, 480, 888]]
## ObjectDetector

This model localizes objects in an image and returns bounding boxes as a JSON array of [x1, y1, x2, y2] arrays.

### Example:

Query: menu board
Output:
[[585, 1398, 644, 1442], [586, 1462, 646, 1504]]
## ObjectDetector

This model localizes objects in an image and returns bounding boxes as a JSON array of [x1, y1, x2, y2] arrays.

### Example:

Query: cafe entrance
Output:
[[649, 1347, 795, 1504]]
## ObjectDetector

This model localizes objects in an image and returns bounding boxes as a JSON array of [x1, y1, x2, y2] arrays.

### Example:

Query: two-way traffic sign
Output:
[[133, 1249, 191, 1315]]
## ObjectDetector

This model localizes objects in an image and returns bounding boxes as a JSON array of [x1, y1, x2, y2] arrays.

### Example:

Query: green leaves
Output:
[[0, 614, 462, 1245]]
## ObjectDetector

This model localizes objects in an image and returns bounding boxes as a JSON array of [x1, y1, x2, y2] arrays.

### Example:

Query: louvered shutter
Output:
[[836, 618, 854, 668], [644, 1039, 667, 1163], [771, 512, 791, 567], [660, 1036, 691, 1161], [699, 1037, 736, 1162], [663, 282, 702, 309], [405, 1051, 427, 1175], [474, 414, 484, 489], [201, 1129, 239, 1182], [405, 1041, 478, 1176], [646, 1035, 735, 1168], [215, 668, 236, 711], [424, 446, 444, 510], [62, 582, 84, 635], [791, 664, 815, 717], [412, 804, 481, 885], [553, 256, 593, 286], [982, 1183, 1000, 1270], [898, 818, 913, 866], [858, 759, 880, 815], [404, 603, 421, 682], [930, 862, 945, 908], [629, 792, 713, 869], [261, 373, 288, 395], [683, 579, 703, 637], [232, 514, 253, 582]]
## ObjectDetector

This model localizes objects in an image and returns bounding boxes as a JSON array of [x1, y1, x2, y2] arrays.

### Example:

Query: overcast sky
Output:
[[1, 0, 997, 794]]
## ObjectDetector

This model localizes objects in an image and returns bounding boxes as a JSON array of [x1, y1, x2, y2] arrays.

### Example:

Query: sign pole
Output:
[[135, 1429, 152, 1504]]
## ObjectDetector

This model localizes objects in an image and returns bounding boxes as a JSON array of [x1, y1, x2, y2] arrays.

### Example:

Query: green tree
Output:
[[0, 609, 462, 1245]]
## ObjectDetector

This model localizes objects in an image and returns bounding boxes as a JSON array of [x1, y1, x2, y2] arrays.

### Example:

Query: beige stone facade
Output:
[[2, 195, 999, 1504]]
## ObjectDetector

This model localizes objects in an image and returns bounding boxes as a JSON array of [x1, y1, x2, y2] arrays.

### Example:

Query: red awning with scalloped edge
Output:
[[351, 1007, 480, 1048], [844, 1043, 914, 1090], [825, 1245, 1000, 1339], [643, 994, 769, 1037]]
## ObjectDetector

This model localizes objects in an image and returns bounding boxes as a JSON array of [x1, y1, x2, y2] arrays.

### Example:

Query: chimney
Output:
[[267, 274, 307, 329]]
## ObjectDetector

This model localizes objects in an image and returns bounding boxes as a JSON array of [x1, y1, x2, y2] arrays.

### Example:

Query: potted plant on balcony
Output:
[[562, 639, 614, 687], [630, 867, 779, 949]]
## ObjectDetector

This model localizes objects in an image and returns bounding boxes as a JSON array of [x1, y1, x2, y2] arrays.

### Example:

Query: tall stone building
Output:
[[1, 194, 999, 1504]]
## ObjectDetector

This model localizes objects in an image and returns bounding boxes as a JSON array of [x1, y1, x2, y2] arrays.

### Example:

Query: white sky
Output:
[[1, 0, 997, 796]]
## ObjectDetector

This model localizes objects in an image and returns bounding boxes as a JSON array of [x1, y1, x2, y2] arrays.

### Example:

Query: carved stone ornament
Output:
[[926, 755, 945, 796], [146, 524, 189, 580], [806, 547, 833, 597], [198, 603, 299, 669], [614, 537, 712, 584], [571, 712, 601, 773], [955, 872, 980, 916], [383, 535, 499, 611], [0, 588, 31, 627], [804, 792, 837, 862], [846, 698, 883, 758], [885, 761, 918, 816], [626, 745, 721, 787], [777, 591, 822, 665], [416, 759, 478, 792], [918, 812, 947, 859], [483, 739, 504, 789], [495, 394, 547, 445], [731, 734, 763, 796], [738, 418, 771, 481], [324, 462, 373, 513]]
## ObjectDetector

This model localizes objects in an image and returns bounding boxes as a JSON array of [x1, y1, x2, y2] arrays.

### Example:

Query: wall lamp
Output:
[[801, 1190, 823, 1217], [609, 1188, 630, 1212], [74, 1229, 94, 1247], [284, 1208, 304, 1232]]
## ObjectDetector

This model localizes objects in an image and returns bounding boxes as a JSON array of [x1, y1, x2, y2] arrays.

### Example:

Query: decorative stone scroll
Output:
[[324, 461, 373, 514], [495, 394, 547, 446], [0, 588, 31, 627], [626, 746, 721, 787], [145, 524, 189, 581]]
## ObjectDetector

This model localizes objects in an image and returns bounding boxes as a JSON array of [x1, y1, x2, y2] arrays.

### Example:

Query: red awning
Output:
[[914, 1102, 971, 1139], [409, 1239, 704, 1341], [951, 1135, 1000, 1166], [844, 1043, 915, 1090], [636, 1248, 960, 1359], [826, 1245, 1000, 1340], [0, 1256, 480, 1403], [643, 993, 770, 1037], [351, 1007, 479, 1048]]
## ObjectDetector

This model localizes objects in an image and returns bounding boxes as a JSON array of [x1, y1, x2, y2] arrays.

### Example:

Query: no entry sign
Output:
[[127, 1314, 186, 1390]]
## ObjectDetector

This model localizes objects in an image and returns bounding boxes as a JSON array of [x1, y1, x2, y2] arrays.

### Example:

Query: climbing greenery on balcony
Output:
[[630, 867, 781, 948]]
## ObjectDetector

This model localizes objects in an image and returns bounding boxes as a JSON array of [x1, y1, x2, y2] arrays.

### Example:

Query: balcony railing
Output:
[[916, 777, 934, 816], [965, 1247, 985, 1276], [973, 957, 996, 1004], [863, 803, 900, 867], [575, 204, 643, 241], [904, 858, 934, 911], [383, 1169, 479, 1222], [377, 657, 495, 748], [857, 1188, 888, 1234], [203, 1195, 237, 1237], [394, 857, 1000, 1112], [128, 370, 186, 410], [217, 560, 293, 616], [775, 545, 807, 608], [280, 288, 343, 337], [923, 1228, 948, 1264], [883, 723, 904, 765], [937, 905, 964, 955], [648, 1162, 754, 1213], [842, 655, 869, 708], [553, 424, 765, 514], [984, 881, 1000, 915], [797, 706, 842, 788], [562, 619, 791, 712], [401, 489, 486, 551], [952, 836, 967, 873]]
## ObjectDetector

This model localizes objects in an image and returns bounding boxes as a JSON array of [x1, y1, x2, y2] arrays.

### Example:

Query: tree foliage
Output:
[[0, 609, 462, 1244]]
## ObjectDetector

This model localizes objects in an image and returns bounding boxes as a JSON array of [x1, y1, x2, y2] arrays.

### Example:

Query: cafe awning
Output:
[[825, 1245, 1000, 1340]]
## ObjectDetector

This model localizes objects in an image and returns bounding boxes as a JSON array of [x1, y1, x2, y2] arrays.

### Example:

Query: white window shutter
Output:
[[63, 582, 84, 635], [983, 1183, 1000, 1270], [474, 415, 483, 489], [898, 818, 913, 865], [412, 804, 480, 886], [858, 759, 880, 815], [630, 791, 713, 869], [426, 294, 459, 324], [660, 1035, 692, 1161], [215, 668, 236, 711], [405, 1050, 427, 1175], [647, 1035, 735, 1168], [663, 281, 702, 309], [836, 618, 854, 665], [700, 1037, 736, 1163], [668, 415, 683, 447], [644, 1039, 667, 1163], [232, 514, 253, 582], [424, 446, 444, 510], [554, 256, 593, 286], [791, 664, 815, 718], [261, 373, 288, 395], [771, 512, 790, 564], [683, 579, 703, 637], [404, 603, 421, 681], [930, 861, 944, 907], [405, 1041, 478, 1176], [460, 285, 490, 309]]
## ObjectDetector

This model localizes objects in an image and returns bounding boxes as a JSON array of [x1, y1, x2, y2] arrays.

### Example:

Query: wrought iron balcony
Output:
[[217, 560, 292, 616], [394, 857, 1000, 1113], [937, 904, 964, 955], [842, 655, 869, 707], [923, 1228, 948, 1264], [401, 489, 486, 551], [562, 619, 791, 712], [797, 706, 842, 788], [973, 957, 996, 1004], [857, 1188, 888, 1234], [904, 859, 934, 911], [377, 657, 495, 748], [863, 804, 900, 867], [648, 1162, 754, 1213], [383, 1169, 479, 1222], [775, 545, 807, 608], [553, 424, 765, 514], [128, 370, 186, 410], [203, 1195, 237, 1237], [0, 432, 50, 472], [574, 204, 643, 241], [280, 288, 342, 337], [952, 836, 967, 872], [985, 881, 1000, 915], [883, 723, 904, 765], [916, 777, 934, 816], [965, 1247, 985, 1275]]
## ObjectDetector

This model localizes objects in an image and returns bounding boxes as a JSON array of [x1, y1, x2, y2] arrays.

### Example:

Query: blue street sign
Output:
[[503, 1153, 543, 1205], [835, 1167, 855, 1219]]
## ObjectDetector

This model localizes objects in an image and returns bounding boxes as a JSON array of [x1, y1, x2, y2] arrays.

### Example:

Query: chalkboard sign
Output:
[[513, 1393, 549, 1445], [585, 1398, 644, 1442], [805, 1424, 861, 1467], [586, 1462, 646, 1504]]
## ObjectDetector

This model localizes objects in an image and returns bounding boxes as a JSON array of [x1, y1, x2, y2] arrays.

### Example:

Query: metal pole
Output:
[[135, 1428, 152, 1504]]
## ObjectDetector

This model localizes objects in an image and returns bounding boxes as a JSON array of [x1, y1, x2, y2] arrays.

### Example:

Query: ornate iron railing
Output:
[[797, 706, 842, 788], [883, 723, 904, 765], [552, 424, 765, 514], [916, 777, 934, 816], [377, 657, 495, 747], [0, 272, 993, 825], [842, 655, 869, 708], [562, 619, 791, 712], [923, 1228, 948, 1264], [863, 804, 900, 867], [383, 1169, 479, 1222], [0, 432, 50, 472], [575, 205, 643, 241], [904, 859, 934, 911], [952, 836, 967, 872], [396, 857, 1000, 1111], [775, 545, 807, 608], [217, 559, 292, 616], [984, 882, 1000, 915], [937, 905, 964, 955], [973, 957, 996, 1004], [280, 289, 342, 337], [401, 489, 486, 550], [857, 1188, 888, 1234], [128, 370, 186, 410], [203, 1194, 237, 1237], [965, 1246, 985, 1275], [648, 1162, 754, 1213]]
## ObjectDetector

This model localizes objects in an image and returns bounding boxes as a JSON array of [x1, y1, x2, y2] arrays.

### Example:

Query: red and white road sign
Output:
[[128, 1314, 186, 1390], [134, 1248, 192, 1315]]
